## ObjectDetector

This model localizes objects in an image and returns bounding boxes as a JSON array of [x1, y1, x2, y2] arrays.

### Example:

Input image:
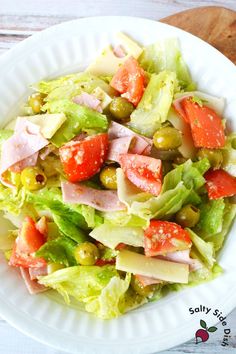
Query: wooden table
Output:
[[0, 1, 235, 353]]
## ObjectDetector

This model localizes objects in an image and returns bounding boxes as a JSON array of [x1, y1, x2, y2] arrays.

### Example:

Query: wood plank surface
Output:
[[0, 1, 235, 354]]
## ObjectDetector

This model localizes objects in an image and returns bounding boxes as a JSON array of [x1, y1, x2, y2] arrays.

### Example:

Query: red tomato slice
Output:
[[119, 154, 162, 196], [59, 133, 109, 183], [9, 217, 46, 268], [181, 98, 225, 148], [110, 57, 145, 106], [172, 98, 189, 123], [144, 220, 192, 257], [205, 169, 236, 200]]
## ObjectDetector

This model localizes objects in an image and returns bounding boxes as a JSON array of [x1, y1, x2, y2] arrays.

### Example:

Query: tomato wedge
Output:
[[9, 217, 46, 268], [181, 97, 225, 148], [205, 169, 236, 200], [144, 220, 192, 257], [59, 133, 109, 182], [110, 57, 145, 106], [119, 154, 162, 196]]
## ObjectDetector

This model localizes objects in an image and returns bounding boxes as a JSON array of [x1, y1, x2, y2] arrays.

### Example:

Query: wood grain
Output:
[[161, 6, 236, 64]]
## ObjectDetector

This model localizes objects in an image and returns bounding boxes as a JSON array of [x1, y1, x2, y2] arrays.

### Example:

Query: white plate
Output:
[[0, 16, 236, 354]]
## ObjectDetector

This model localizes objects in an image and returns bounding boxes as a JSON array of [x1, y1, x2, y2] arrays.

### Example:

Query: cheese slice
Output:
[[116, 250, 189, 283], [86, 32, 143, 76], [7, 113, 66, 139]]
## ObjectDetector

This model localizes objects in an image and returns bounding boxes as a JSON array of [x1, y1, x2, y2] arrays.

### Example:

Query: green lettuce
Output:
[[0, 185, 26, 215], [197, 199, 225, 235], [52, 213, 87, 243], [36, 236, 77, 267], [39, 265, 137, 319], [45, 99, 108, 147], [38, 72, 114, 104], [0, 129, 13, 151], [200, 202, 236, 252], [139, 38, 195, 90], [130, 71, 176, 137], [187, 229, 215, 268], [162, 158, 210, 193], [222, 133, 236, 177], [27, 187, 101, 230]]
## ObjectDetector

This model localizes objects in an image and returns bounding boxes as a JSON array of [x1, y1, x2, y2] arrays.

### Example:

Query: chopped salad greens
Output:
[[0, 33, 235, 320]]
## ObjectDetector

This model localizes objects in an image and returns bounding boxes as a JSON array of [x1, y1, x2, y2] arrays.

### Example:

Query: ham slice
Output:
[[10, 152, 38, 173], [0, 119, 48, 174], [108, 121, 152, 155], [73, 92, 102, 112], [20, 267, 47, 294], [135, 274, 163, 287], [113, 45, 126, 58], [61, 181, 126, 212], [107, 136, 133, 162], [29, 265, 48, 280], [156, 250, 202, 272]]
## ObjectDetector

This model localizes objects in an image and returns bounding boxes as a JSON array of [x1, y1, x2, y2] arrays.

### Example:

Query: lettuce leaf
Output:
[[130, 71, 176, 137], [0, 185, 26, 215], [200, 202, 236, 252], [0, 129, 13, 151], [52, 213, 87, 243], [46, 99, 108, 147], [27, 187, 101, 230], [39, 265, 137, 319], [38, 72, 113, 104], [162, 158, 210, 193], [222, 133, 236, 177], [139, 38, 195, 90], [187, 229, 215, 268], [36, 236, 77, 267], [85, 273, 131, 319], [197, 199, 225, 235]]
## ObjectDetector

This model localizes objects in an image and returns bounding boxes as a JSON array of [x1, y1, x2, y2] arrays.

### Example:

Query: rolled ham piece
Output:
[[73, 92, 102, 112], [61, 181, 126, 212], [108, 121, 152, 155], [20, 267, 48, 295], [0, 118, 48, 174]]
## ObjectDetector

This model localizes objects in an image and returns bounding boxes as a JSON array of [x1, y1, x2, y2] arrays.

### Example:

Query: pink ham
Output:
[[0, 119, 48, 174], [61, 181, 126, 212], [20, 267, 47, 294], [108, 121, 152, 155], [156, 250, 202, 272], [113, 45, 126, 58], [107, 136, 133, 162], [73, 92, 102, 112], [10, 152, 39, 173], [29, 265, 48, 280], [135, 274, 163, 287]]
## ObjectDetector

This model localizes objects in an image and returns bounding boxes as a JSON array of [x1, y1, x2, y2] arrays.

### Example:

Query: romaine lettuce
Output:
[[197, 199, 225, 235], [52, 213, 87, 243], [45, 99, 108, 147], [39, 265, 136, 319], [36, 236, 77, 267], [139, 38, 195, 90], [187, 229, 215, 268], [130, 71, 177, 137], [222, 133, 236, 177]]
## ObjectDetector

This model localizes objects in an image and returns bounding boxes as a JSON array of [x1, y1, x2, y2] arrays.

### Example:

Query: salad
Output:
[[0, 33, 235, 320]]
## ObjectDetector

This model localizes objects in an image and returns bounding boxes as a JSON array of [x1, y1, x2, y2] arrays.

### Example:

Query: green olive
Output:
[[100, 166, 117, 190], [131, 275, 156, 297], [153, 127, 182, 150], [109, 97, 134, 121], [28, 93, 44, 114], [197, 148, 223, 169], [175, 204, 200, 228], [231, 138, 236, 150], [21, 167, 47, 191], [74, 242, 99, 266]]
